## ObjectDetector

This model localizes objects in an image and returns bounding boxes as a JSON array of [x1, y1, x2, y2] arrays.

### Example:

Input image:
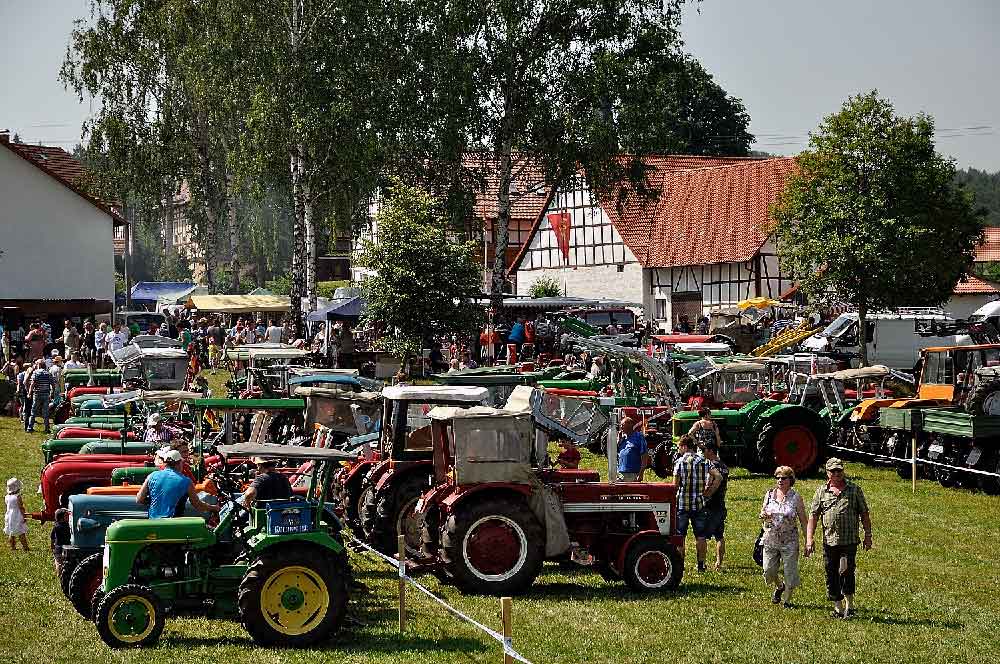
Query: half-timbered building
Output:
[[509, 156, 798, 328]]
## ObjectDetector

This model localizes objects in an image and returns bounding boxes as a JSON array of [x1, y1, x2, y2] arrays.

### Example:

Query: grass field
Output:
[[2, 373, 999, 663]]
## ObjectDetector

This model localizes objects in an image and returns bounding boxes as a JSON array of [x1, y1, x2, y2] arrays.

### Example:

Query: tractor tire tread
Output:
[[365, 474, 429, 556], [68, 552, 104, 619]]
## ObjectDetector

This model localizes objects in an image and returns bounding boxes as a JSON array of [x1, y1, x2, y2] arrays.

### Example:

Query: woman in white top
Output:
[[760, 465, 807, 607]]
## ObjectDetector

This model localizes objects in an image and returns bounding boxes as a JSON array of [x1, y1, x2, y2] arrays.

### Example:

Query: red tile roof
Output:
[[509, 154, 759, 273], [626, 157, 798, 268], [1, 137, 125, 225], [464, 155, 553, 230], [953, 275, 1000, 294], [974, 227, 1000, 262]]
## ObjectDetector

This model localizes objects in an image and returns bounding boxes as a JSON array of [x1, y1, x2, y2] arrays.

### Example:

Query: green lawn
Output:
[[2, 375, 999, 663]]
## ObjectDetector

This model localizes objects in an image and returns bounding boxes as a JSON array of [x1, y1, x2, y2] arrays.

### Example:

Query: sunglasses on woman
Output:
[[774, 476, 791, 481]]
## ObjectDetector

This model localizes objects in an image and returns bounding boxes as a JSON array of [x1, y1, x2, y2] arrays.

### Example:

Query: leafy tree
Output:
[[158, 251, 193, 282], [773, 91, 986, 365], [356, 182, 483, 364], [528, 276, 562, 298], [955, 167, 1000, 226]]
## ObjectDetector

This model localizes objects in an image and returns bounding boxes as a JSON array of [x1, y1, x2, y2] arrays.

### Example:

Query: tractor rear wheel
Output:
[[68, 552, 104, 619], [622, 539, 683, 592], [976, 453, 1000, 495], [650, 443, 673, 479], [94, 584, 164, 648], [362, 474, 429, 556], [238, 547, 348, 647], [441, 497, 544, 595], [965, 379, 1000, 416], [757, 423, 819, 475]]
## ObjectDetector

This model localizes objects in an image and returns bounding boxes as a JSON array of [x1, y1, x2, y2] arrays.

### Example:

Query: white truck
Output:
[[800, 310, 971, 372]]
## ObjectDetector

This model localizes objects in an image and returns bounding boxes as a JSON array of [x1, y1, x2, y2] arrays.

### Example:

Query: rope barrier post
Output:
[[911, 434, 917, 494], [501, 596, 513, 664], [398, 535, 407, 632]]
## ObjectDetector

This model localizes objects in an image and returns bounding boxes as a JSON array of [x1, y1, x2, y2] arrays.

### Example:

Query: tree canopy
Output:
[[356, 182, 483, 362], [773, 90, 986, 365]]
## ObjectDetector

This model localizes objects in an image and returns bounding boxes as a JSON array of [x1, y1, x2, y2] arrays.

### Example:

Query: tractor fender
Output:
[[440, 484, 534, 516], [614, 530, 683, 574], [754, 403, 828, 439], [372, 463, 433, 494], [250, 531, 347, 557], [344, 460, 376, 489]]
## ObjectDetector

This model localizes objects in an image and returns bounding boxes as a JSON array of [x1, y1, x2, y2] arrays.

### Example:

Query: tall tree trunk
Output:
[[302, 147, 317, 312], [490, 106, 516, 315], [226, 185, 240, 292], [289, 147, 306, 339], [858, 300, 869, 367]]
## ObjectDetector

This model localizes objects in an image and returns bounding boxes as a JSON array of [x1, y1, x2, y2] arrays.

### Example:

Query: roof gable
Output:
[[0, 137, 125, 225]]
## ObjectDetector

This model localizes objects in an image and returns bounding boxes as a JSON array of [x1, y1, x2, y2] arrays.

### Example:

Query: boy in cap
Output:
[[137, 449, 219, 519], [806, 458, 873, 618]]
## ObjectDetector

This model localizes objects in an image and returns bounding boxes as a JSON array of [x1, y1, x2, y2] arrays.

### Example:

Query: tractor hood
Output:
[[105, 517, 214, 545]]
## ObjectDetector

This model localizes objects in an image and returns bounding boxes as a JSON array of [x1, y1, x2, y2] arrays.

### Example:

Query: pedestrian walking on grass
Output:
[[5, 478, 29, 551], [701, 441, 729, 570], [806, 458, 873, 619], [26, 359, 54, 433], [760, 466, 807, 607], [673, 434, 721, 572]]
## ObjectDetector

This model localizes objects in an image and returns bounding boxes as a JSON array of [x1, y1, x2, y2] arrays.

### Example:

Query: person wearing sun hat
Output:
[[806, 458, 873, 619]]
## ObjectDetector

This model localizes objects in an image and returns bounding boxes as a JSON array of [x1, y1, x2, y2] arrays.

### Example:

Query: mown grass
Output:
[[1, 371, 999, 663]]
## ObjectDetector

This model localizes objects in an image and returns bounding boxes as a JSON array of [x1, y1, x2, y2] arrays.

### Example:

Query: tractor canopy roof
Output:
[[382, 385, 489, 402], [216, 442, 356, 461], [100, 389, 203, 406], [815, 365, 891, 381], [292, 386, 382, 403], [248, 347, 310, 360], [288, 373, 360, 387], [190, 398, 305, 409]]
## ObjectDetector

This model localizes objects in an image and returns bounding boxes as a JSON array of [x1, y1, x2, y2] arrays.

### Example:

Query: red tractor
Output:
[[331, 386, 491, 546], [414, 401, 684, 595]]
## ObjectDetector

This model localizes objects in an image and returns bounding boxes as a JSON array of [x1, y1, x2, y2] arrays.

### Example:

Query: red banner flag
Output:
[[548, 212, 572, 262]]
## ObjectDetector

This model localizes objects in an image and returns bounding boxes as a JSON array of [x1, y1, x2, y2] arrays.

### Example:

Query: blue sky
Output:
[[2, 0, 998, 170]]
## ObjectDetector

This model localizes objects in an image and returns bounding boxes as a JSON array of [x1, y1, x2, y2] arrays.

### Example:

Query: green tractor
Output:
[[671, 397, 828, 475], [91, 443, 353, 649]]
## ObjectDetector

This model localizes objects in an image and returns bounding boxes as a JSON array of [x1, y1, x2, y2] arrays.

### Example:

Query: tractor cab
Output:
[[679, 359, 770, 410], [414, 398, 683, 595], [93, 443, 355, 649], [242, 347, 312, 397], [110, 344, 189, 391]]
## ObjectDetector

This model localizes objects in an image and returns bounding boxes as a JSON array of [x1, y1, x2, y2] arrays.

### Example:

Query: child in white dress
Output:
[[5, 477, 29, 550]]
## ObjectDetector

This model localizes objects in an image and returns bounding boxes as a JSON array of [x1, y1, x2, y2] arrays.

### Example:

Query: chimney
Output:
[[0, 130, 9, 144]]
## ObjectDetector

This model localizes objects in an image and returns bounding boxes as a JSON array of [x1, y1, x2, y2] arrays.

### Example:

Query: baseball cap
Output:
[[159, 449, 182, 464], [825, 457, 845, 471], [147, 413, 161, 426], [252, 456, 276, 466]]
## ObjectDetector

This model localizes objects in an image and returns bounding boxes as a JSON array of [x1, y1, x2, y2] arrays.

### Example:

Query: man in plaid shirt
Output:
[[806, 457, 873, 619], [672, 435, 721, 573], [26, 359, 55, 433]]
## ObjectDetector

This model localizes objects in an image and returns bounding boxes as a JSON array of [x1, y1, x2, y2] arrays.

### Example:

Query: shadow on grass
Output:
[[773, 604, 964, 629], [161, 632, 488, 654]]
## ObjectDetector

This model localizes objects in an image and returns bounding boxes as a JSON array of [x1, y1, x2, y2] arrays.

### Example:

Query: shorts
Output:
[[676, 508, 709, 539], [703, 507, 727, 540]]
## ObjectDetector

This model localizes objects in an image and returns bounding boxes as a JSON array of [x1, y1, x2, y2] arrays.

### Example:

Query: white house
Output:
[[510, 156, 797, 327], [0, 132, 125, 317]]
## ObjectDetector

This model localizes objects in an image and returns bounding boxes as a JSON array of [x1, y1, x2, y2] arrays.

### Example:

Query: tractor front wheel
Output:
[[238, 547, 348, 647], [68, 552, 104, 619], [757, 423, 819, 475], [441, 498, 544, 595], [362, 474, 429, 556], [95, 584, 164, 648], [622, 539, 683, 592]]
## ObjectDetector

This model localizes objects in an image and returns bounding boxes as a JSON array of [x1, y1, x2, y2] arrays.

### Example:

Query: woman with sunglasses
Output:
[[759, 466, 807, 607]]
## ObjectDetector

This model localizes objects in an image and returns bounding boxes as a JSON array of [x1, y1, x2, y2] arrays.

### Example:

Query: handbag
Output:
[[753, 529, 765, 567]]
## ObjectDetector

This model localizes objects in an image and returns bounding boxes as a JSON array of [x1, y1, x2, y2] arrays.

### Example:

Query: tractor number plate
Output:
[[928, 444, 945, 455], [600, 495, 649, 502]]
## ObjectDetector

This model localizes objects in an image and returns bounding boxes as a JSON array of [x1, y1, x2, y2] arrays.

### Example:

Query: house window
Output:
[[616, 263, 624, 273], [655, 299, 667, 320]]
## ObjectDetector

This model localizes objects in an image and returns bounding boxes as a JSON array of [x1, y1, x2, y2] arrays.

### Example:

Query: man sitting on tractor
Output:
[[136, 449, 220, 519], [240, 456, 293, 507]]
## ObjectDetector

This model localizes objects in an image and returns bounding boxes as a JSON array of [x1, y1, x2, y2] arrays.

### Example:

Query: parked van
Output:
[[800, 310, 971, 371], [969, 301, 1000, 329]]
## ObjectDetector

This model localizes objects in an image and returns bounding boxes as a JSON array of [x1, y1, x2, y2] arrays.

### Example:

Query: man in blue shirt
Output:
[[137, 449, 219, 519], [616, 417, 647, 482]]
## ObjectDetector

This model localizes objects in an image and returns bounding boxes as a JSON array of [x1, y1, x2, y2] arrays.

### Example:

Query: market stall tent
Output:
[[186, 294, 290, 313]]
